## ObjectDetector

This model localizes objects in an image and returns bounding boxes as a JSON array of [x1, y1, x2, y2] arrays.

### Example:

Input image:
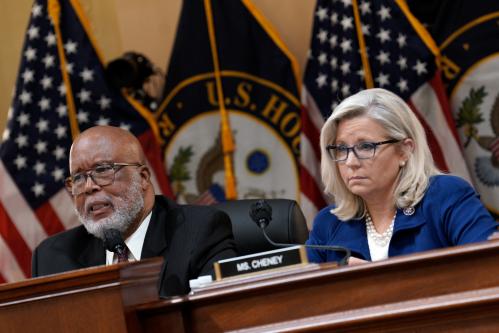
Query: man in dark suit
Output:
[[31, 125, 237, 297]]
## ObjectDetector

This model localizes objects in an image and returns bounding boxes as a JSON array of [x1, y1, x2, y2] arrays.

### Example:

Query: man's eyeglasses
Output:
[[325, 139, 400, 162], [65, 162, 143, 195]]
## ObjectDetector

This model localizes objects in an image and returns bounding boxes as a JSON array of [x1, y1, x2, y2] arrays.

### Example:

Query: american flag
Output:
[[300, 0, 471, 221], [0, 0, 172, 284]]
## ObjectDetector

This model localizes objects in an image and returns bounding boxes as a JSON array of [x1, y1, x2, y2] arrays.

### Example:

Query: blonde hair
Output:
[[320, 88, 441, 220]]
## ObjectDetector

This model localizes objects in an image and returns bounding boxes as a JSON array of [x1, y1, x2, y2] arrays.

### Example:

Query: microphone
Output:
[[249, 200, 351, 266], [103, 229, 127, 258], [249, 199, 273, 229]]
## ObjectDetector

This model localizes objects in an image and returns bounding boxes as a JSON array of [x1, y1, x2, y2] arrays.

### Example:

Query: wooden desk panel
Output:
[[136, 240, 499, 332], [2, 241, 499, 332], [0, 258, 162, 333]]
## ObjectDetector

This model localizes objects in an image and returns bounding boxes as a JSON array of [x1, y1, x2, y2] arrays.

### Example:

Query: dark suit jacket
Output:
[[32, 195, 237, 297]]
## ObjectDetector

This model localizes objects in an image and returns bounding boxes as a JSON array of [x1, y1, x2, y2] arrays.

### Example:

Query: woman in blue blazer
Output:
[[306, 88, 497, 264]]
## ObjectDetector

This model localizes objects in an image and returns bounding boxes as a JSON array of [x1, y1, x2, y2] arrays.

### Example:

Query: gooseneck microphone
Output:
[[103, 229, 127, 259], [249, 200, 351, 266]]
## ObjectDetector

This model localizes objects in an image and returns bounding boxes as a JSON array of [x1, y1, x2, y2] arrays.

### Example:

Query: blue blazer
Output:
[[306, 175, 497, 263]]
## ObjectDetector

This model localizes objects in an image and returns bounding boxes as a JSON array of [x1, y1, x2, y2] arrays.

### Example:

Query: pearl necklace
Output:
[[365, 212, 396, 247]]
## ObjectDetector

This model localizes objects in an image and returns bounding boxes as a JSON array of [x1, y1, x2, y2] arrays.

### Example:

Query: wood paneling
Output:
[[0, 258, 162, 333], [137, 240, 499, 332], [3, 241, 499, 332]]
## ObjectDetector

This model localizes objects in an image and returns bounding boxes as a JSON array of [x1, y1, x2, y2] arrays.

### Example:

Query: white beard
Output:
[[77, 174, 145, 240]]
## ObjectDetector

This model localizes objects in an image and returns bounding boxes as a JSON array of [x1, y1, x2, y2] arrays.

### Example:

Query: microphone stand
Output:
[[260, 226, 351, 266]]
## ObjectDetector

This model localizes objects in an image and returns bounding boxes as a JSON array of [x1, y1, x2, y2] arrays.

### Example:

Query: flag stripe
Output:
[[300, 193, 319, 229], [300, 134, 322, 185], [300, 166, 327, 211], [35, 201, 65, 236], [0, 162, 47, 250], [300, 88, 327, 225], [0, 233, 26, 282], [410, 81, 472, 182], [407, 100, 449, 171], [49, 189, 80, 230], [301, 87, 326, 132], [491, 138, 499, 156], [429, 73, 462, 144], [138, 131, 174, 198], [0, 203, 32, 278], [194, 191, 217, 205], [301, 108, 322, 161]]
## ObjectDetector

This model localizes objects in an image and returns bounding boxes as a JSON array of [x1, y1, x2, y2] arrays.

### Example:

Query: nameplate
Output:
[[213, 246, 308, 280]]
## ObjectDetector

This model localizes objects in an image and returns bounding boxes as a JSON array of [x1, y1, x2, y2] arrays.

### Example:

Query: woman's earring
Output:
[[400, 161, 406, 167]]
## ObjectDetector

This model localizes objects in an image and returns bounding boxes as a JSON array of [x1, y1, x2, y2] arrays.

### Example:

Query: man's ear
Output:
[[138, 165, 152, 190]]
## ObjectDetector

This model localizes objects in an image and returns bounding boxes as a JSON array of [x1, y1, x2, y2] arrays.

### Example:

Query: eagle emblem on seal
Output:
[[457, 87, 499, 186]]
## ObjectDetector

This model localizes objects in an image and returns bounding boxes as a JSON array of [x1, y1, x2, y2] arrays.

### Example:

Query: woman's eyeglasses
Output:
[[325, 139, 400, 162]]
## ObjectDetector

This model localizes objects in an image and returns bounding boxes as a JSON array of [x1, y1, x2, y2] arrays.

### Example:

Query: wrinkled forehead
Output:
[[69, 135, 126, 173]]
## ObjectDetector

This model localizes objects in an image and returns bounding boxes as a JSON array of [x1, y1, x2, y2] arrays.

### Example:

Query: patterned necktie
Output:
[[116, 245, 129, 263]]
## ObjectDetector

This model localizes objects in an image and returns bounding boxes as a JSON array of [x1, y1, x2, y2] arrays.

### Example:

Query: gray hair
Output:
[[320, 88, 440, 220], [77, 172, 145, 240]]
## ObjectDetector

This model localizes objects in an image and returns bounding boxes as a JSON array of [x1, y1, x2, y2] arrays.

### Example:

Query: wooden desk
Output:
[[135, 240, 499, 332], [2, 241, 499, 332], [0, 258, 162, 333]]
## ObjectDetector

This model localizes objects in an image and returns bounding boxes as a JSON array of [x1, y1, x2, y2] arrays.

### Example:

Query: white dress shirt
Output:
[[106, 211, 152, 265]]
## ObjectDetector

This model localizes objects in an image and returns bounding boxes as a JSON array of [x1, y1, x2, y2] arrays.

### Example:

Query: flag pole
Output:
[[352, 0, 374, 89], [204, 0, 237, 200], [48, 0, 80, 140]]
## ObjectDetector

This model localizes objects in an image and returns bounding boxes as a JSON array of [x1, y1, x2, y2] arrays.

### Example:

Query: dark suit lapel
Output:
[[74, 197, 178, 270], [78, 235, 106, 268], [142, 196, 189, 297], [141, 196, 175, 259]]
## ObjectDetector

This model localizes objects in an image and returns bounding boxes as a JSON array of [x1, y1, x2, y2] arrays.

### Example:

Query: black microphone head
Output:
[[249, 200, 272, 229], [103, 229, 125, 253]]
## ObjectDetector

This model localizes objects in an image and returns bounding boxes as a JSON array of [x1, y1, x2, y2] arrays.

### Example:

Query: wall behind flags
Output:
[[0, 0, 315, 135]]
